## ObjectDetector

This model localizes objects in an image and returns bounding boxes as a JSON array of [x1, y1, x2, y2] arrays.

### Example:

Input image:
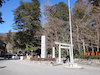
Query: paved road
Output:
[[0, 60, 100, 75]]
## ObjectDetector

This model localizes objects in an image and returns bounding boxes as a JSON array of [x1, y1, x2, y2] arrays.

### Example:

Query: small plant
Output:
[[75, 55, 100, 59]]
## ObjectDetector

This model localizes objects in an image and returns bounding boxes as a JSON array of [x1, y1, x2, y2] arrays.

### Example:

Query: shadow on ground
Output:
[[0, 66, 7, 69]]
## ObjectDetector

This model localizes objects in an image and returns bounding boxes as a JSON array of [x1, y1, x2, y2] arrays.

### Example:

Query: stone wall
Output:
[[74, 58, 100, 67]]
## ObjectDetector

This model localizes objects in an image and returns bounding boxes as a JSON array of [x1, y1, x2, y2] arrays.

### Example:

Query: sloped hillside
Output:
[[0, 33, 7, 41]]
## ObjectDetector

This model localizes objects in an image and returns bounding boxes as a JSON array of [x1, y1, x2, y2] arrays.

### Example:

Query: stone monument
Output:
[[41, 35, 46, 58], [52, 47, 55, 58]]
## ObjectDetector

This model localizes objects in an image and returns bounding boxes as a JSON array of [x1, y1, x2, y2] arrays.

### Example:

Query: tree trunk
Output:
[[76, 25, 81, 54], [91, 44, 94, 55], [82, 39, 86, 55], [96, 18, 100, 52]]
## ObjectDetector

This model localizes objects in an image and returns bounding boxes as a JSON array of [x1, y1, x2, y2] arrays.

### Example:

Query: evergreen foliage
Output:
[[0, 12, 4, 23], [0, 0, 9, 23], [45, 2, 69, 21], [13, 0, 41, 53], [13, 0, 41, 31]]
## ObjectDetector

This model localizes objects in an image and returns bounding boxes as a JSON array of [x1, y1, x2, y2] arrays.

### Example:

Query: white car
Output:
[[12, 54, 19, 59]]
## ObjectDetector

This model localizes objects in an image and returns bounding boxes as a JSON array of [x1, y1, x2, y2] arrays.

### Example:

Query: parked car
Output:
[[4, 54, 12, 59], [12, 54, 20, 59]]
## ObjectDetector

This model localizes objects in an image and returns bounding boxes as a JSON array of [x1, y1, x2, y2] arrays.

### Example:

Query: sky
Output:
[[0, 0, 77, 33]]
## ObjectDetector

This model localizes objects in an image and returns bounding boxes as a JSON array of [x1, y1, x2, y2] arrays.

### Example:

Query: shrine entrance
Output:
[[53, 42, 72, 63]]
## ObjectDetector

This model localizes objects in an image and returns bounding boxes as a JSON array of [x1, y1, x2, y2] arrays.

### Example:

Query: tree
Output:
[[0, 0, 9, 23], [13, 0, 41, 31], [5, 30, 12, 43], [0, 37, 5, 47], [0, 12, 4, 23], [5, 30, 14, 53], [13, 31, 26, 50], [44, 2, 69, 55], [0, 0, 6, 7], [13, 0, 41, 54], [88, 0, 100, 51], [89, 0, 100, 6], [0, 39, 6, 56], [45, 2, 69, 21], [0, 0, 4, 24], [72, 0, 94, 54]]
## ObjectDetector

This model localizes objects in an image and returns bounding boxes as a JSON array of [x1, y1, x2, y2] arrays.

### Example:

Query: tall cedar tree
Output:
[[13, 0, 41, 51]]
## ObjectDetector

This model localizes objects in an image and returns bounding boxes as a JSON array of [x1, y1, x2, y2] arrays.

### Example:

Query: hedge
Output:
[[75, 55, 100, 59]]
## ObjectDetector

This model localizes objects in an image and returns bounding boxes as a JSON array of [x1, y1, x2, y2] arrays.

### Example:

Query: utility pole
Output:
[[68, 0, 74, 64]]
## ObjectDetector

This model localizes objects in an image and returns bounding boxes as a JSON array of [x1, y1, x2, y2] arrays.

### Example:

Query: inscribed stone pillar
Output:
[[52, 47, 55, 58], [41, 35, 46, 58]]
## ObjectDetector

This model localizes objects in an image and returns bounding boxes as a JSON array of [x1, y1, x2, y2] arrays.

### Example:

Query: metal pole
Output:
[[68, 0, 74, 64]]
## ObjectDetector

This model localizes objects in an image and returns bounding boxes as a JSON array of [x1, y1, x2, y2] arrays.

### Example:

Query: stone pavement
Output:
[[0, 60, 100, 75]]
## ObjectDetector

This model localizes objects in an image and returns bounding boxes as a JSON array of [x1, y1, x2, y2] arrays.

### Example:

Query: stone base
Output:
[[64, 63, 83, 69]]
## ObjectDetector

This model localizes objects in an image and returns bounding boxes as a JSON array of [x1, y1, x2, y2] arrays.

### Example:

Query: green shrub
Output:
[[74, 55, 100, 59]]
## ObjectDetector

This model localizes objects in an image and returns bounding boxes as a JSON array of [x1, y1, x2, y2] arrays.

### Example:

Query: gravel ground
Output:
[[0, 60, 100, 75]]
